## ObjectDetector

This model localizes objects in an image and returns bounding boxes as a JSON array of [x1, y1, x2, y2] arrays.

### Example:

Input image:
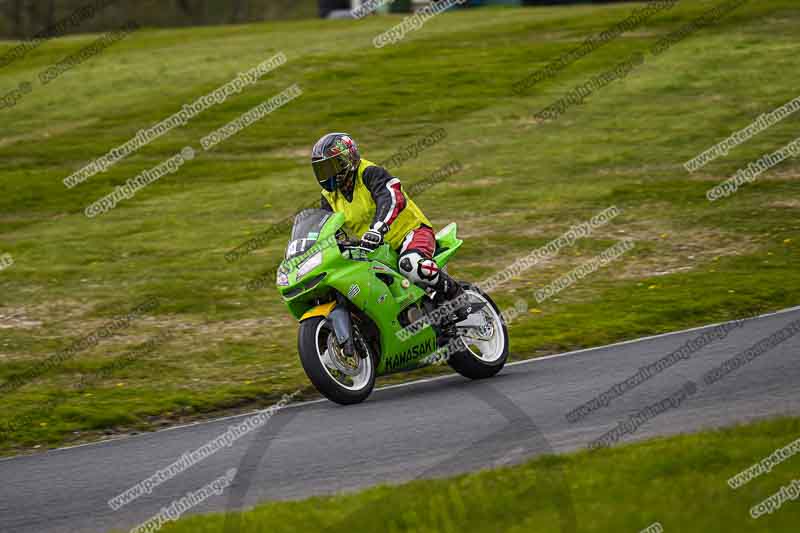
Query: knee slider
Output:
[[398, 251, 440, 287]]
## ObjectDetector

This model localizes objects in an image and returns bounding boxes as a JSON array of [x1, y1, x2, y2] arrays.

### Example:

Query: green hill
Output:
[[0, 0, 798, 453]]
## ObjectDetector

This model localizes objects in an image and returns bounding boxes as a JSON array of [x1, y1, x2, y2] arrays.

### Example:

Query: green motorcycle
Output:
[[277, 209, 509, 405]]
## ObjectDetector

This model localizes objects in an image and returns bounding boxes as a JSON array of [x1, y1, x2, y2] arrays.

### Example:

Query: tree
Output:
[[11, 0, 24, 38], [45, 0, 55, 32], [230, 0, 247, 23]]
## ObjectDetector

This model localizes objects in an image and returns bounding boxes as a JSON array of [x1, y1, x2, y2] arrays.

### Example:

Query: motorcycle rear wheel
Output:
[[447, 284, 509, 379]]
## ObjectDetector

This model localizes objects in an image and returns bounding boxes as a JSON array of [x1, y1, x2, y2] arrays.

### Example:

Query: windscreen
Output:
[[285, 209, 331, 260]]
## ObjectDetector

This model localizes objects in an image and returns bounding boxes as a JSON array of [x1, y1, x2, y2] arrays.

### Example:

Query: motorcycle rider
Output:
[[311, 132, 468, 320]]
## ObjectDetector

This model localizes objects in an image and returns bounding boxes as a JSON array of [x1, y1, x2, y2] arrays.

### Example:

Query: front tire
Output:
[[447, 284, 509, 380], [298, 316, 376, 405]]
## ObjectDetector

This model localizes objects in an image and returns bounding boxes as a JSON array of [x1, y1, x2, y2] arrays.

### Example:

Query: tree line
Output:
[[0, 0, 317, 39]]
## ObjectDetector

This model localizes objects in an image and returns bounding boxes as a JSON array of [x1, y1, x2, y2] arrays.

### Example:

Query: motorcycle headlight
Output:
[[276, 269, 289, 286], [296, 251, 323, 279]]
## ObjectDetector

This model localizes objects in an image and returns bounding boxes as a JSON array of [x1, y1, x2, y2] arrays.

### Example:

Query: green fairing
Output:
[[278, 212, 464, 376]]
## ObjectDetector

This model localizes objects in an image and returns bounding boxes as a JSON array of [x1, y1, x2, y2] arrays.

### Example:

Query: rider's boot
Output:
[[434, 272, 472, 323], [398, 251, 473, 324]]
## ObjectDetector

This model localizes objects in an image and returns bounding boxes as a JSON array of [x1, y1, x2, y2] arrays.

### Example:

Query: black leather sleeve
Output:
[[362, 165, 407, 230]]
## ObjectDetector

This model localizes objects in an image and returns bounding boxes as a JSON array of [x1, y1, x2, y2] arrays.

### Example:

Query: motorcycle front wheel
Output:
[[298, 316, 376, 405]]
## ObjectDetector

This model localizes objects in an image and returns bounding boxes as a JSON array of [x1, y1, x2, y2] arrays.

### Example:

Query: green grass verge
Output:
[[116, 416, 800, 533], [0, 1, 799, 453]]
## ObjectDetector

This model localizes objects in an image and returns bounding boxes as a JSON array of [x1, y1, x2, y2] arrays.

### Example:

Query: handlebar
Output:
[[338, 238, 375, 261]]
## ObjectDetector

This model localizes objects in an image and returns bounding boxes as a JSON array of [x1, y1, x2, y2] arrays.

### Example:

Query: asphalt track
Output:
[[1, 306, 799, 533]]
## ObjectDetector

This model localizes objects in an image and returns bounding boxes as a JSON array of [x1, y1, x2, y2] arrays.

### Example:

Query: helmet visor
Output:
[[312, 156, 348, 191]]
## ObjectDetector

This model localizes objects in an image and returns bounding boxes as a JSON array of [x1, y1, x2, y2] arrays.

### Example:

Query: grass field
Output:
[[0, 1, 799, 454], [114, 416, 800, 533]]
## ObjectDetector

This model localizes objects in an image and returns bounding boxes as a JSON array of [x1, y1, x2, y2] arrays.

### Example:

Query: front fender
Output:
[[300, 301, 336, 321], [299, 301, 354, 354]]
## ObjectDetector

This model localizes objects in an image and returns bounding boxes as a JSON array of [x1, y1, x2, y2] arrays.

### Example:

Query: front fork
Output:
[[328, 303, 357, 357]]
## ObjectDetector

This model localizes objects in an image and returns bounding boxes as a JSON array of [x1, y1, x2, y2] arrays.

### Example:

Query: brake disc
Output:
[[326, 334, 361, 376]]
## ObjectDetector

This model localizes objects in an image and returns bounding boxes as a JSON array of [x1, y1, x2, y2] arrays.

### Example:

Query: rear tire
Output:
[[447, 284, 509, 380], [298, 316, 376, 405]]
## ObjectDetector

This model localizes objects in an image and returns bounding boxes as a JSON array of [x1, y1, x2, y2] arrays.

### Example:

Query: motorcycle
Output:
[[276, 209, 509, 405]]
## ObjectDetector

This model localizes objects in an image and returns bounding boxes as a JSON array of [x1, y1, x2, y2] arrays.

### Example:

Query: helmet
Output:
[[311, 133, 360, 192]]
